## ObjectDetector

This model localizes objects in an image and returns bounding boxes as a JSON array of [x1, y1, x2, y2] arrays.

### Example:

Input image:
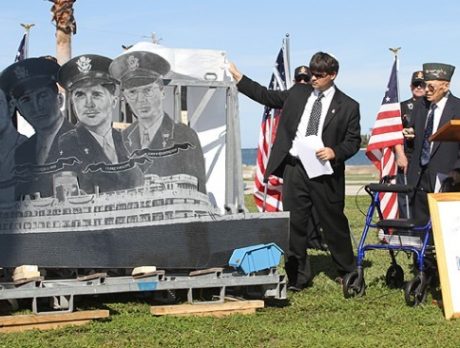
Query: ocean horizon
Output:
[[242, 148, 371, 166]]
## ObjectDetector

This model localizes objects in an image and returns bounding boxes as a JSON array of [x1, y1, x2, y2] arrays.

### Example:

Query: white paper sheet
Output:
[[293, 136, 333, 178]]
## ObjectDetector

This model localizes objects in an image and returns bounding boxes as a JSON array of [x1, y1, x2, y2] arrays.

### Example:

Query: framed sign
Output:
[[428, 193, 460, 319]]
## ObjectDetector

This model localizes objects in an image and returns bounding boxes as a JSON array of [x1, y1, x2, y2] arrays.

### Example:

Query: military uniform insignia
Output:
[[127, 55, 140, 71], [299, 66, 307, 74], [76, 56, 92, 74], [161, 132, 170, 148], [416, 71, 424, 80], [13, 66, 29, 80]]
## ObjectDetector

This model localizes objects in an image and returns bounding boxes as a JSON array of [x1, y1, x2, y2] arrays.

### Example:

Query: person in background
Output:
[[229, 52, 361, 291], [293, 65, 311, 85], [398, 70, 426, 217]]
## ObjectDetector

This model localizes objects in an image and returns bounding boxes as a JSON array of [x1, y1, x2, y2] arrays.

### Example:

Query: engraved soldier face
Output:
[[14, 85, 61, 131], [71, 84, 117, 131], [123, 81, 164, 124]]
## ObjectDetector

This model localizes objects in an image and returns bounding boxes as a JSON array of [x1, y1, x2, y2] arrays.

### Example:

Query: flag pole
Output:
[[284, 33, 292, 88], [261, 35, 289, 212], [20, 23, 34, 59], [389, 47, 410, 218]]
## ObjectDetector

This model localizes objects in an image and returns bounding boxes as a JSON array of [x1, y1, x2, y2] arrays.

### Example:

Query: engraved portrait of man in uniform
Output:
[[110, 51, 207, 193], [0, 57, 74, 199], [57, 54, 143, 194], [0, 87, 27, 202]]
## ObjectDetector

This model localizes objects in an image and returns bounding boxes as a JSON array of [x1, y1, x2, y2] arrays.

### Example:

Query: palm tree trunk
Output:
[[50, 0, 77, 65]]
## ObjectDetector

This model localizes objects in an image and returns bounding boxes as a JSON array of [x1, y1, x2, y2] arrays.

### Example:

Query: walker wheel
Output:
[[404, 274, 428, 306], [342, 271, 365, 298], [385, 264, 404, 288]]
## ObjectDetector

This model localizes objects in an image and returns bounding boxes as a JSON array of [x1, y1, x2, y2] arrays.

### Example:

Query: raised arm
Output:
[[229, 62, 288, 110]]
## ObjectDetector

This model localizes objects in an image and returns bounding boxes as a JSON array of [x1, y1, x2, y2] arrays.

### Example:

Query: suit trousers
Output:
[[410, 167, 433, 226], [282, 159, 355, 287]]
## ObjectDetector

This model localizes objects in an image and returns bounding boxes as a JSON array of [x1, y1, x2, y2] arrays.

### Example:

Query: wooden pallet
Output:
[[151, 300, 264, 317], [0, 309, 109, 333]]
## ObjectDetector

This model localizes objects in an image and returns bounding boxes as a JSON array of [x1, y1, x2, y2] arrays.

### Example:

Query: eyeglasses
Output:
[[295, 75, 310, 83], [124, 84, 161, 101], [412, 82, 426, 89], [310, 71, 329, 79]]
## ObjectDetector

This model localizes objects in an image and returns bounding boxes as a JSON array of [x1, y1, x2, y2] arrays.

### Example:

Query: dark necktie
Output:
[[305, 92, 324, 136], [420, 104, 437, 167]]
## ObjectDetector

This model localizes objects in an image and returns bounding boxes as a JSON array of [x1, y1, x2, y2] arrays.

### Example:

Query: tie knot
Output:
[[430, 104, 437, 111], [317, 92, 324, 100]]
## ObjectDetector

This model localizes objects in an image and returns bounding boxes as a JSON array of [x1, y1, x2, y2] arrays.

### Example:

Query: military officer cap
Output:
[[58, 54, 118, 91], [423, 63, 455, 81], [109, 51, 170, 89], [0, 57, 60, 98], [294, 65, 311, 79], [411, 70, 424, 84]]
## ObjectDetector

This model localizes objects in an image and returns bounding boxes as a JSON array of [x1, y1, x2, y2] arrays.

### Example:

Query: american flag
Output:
[[14, 33, 27, 62], [254, 40, 290, 212], [366, 59, 404, 219]]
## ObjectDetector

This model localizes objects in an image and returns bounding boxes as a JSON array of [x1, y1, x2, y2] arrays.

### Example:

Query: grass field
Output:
[[1, 195, 460, 347]]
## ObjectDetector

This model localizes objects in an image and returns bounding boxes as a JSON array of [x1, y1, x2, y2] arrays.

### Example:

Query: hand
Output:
[[402, 127, 415, 139], [228, 62, 243, 83], [396, 152, 408, 174], [316, 147, 335, 161]]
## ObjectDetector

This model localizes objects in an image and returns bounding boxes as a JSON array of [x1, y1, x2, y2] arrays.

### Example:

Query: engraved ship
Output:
[[0, 172, 216, 233], [0, 172, 289, 269]]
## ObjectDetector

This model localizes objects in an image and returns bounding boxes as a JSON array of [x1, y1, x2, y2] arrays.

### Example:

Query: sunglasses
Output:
[[295, 75, 310, 83], [412, 82, 426, 88], [310, 71, 329, 79]]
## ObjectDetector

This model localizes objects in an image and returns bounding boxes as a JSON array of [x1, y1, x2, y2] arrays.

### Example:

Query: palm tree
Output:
[[50, 0, 77, 65]]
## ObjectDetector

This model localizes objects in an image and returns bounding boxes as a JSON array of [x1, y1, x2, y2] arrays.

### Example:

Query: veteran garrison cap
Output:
[[411, 70, 424, 84], [423, 63, 455, 81], [109, 51, 171, 89], [0, 57, 60, 98], [58, 54, 118, 91], [294, 65, 311, 79]]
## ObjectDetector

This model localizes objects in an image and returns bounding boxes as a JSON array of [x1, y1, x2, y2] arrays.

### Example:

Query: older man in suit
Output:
[[0, 57, 74, 198], [109, 51, 207, 194], [57, 54, 143, 194], [229, 52, 361, 291], [405, 63, 460, 224]]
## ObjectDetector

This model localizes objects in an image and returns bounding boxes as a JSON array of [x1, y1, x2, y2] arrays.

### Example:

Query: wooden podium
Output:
[[428, 119, 460, 319], [429, 120, 460, 141]]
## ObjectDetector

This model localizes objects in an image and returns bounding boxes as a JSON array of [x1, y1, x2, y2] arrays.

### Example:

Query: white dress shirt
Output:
[[289, 85, 336, 157]]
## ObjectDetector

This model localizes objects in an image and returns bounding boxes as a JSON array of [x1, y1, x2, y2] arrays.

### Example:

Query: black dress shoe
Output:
[[287, 285, 304, 292]]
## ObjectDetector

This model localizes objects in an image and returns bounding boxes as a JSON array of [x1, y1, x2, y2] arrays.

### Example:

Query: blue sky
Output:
[[1, 0, 460, 148]]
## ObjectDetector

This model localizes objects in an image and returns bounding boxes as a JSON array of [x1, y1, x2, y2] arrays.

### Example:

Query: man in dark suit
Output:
[[0, 57, 74, 198], [229, 52, 361, 290], [57, 54, 143, 194], [406, 63, 460, 224], [109, 51, 207, 194]]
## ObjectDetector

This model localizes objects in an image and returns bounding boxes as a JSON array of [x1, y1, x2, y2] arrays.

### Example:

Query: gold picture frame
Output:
[[428, 192, 460, 319]]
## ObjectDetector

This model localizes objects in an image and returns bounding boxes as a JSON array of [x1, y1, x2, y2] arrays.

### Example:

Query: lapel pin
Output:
[[84, 148, 89, 154]]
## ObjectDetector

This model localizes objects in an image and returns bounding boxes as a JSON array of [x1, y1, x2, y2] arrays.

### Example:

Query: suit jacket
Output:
[[14, 118, 74, 199], [237, 75, 361, 202], [407, 93, 460, 188], [123, 114, 207, 194], [58, 123, 144, 194]]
